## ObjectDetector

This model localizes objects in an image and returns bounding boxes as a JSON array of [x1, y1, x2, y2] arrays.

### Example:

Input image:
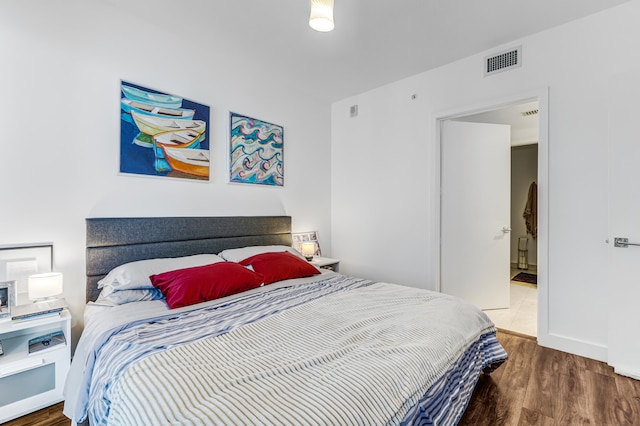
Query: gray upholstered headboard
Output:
[[86, 216, 292, 302]]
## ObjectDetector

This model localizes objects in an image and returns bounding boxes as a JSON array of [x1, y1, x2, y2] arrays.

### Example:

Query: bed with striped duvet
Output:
[[67, 274, 507, 425]]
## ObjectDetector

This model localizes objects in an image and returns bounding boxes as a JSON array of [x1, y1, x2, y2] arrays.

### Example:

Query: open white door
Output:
[[441, 120, 511, 309], [607, 70, 640, 379]]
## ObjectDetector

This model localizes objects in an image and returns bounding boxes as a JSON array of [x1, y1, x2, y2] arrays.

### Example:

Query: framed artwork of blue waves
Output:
[[229, 112, 284, 186], [120, 80, 211, 181]]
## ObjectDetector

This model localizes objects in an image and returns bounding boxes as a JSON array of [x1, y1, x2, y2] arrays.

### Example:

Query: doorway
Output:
[[438, 97, 542, 338]]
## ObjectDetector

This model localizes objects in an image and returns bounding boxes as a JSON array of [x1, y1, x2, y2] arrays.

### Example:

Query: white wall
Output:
[[0, 1, 332, 348], [332, 1, 640, 361], [511, 145, 538, 267]]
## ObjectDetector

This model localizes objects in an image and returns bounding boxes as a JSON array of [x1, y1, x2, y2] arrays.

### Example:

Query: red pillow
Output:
[[240, 251, 320, 285], [150, 262, 264, 309]]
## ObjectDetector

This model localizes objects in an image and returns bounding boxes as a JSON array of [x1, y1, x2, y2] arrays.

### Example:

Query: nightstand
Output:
[[309, 256, 340, 272], [0, 309, 71, 423]]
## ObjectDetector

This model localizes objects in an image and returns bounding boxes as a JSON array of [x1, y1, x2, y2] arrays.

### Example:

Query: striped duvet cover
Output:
[[71, 275, 507, 425]]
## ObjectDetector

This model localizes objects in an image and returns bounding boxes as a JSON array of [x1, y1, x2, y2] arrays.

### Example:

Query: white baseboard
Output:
[[537, 332, 608, 363], [613, 366, 640, 380]]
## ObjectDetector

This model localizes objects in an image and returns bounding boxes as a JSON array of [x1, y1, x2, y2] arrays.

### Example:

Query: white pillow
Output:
[[218, 245, 303, 263], [97, 254, 224, 291], [97, 288, 164, 305]]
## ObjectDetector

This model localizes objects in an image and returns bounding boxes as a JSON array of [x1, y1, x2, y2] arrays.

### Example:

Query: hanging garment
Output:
[[523, 181, 537, 239]]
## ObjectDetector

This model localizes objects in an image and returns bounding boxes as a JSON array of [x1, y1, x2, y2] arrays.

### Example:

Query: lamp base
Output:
[[305, 255, 314, 261]]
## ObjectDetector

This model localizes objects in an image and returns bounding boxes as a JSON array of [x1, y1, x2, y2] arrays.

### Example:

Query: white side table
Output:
[[309, 256, 340, 272], [0, 309, 71, 423]]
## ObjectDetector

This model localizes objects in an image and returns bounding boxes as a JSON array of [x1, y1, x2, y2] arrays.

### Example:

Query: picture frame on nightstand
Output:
[[0, 280, 16, 319], [292, 231, 322, 257], [0, 243, 53, 303]]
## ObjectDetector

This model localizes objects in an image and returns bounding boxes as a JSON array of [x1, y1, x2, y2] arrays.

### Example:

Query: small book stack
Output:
[[28, 330, 66, 355], [11, 298, 67, 322]]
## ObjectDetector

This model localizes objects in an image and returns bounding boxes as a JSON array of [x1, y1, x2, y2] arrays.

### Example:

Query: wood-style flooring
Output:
[[4, 402, 67, 426], [7, 331, 640, 426], [460, 331, 640, 425]]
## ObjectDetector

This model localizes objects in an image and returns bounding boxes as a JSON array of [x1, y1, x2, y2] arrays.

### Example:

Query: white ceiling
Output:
[[454, 101, 540, 146], [106, 0, 629, 102]]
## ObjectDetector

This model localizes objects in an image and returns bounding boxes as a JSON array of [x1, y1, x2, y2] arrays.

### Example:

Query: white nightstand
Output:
[[309, 256, 340, 272], [0, 309, 71, 423]]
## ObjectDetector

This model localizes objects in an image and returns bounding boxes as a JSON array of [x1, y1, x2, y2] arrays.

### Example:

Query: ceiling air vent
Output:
[[484, 46, 521, 76], [521, 109, 538, 117]]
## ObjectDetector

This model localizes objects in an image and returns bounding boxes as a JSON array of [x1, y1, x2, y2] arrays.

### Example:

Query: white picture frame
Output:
[[0, 280, 16, 319], [291, 231, 322, 257], [0, 243, 53, 301]]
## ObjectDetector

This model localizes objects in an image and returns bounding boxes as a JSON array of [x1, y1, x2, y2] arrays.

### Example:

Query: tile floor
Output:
[[483, 265, 537, 337]]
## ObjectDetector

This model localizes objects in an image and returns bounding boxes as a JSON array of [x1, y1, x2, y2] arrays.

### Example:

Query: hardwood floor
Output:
[[460, 331, 640, 425], [4, 402, 67, 426], [8, 331, 640, 425]]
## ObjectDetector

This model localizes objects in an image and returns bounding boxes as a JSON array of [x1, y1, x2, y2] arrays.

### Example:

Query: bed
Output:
[[63, 216, 507, 426]]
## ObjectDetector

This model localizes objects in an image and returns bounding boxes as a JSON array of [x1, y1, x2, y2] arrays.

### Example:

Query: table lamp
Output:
[[301, 242, 315, 261], [28, 272, 63, 302]]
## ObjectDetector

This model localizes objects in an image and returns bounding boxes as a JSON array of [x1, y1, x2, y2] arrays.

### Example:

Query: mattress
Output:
[[64, 272, 506, 425]]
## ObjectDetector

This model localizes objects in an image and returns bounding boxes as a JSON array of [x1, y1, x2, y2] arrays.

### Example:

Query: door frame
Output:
[[431, 88, 549, 343]]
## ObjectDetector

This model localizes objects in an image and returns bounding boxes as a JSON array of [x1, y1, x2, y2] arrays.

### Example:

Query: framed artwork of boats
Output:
[[120, 81, 211, 181], [229, 112, 284, 186]]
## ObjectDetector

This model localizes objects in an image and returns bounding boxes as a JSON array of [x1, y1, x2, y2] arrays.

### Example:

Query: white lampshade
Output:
[[28, 272, 63, 301], [309, 0, 335, 32], [301, 242, 316, 260]]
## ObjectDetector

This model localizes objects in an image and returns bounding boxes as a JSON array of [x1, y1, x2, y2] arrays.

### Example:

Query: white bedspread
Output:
[[64, 272, 339, 422], [64, 273, 504, 425]]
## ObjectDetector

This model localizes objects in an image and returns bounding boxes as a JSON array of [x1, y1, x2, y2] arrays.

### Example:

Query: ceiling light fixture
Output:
[[309, 0, 334, 32]]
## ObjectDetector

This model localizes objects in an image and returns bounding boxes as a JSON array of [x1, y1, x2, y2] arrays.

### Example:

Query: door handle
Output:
[[502, 227, 512, 233], [614, 237, 640, 248]]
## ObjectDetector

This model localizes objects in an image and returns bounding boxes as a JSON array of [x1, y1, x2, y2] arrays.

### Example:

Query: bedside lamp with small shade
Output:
[[301, 242, 316, 261], [28, 272, 63, 302]]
